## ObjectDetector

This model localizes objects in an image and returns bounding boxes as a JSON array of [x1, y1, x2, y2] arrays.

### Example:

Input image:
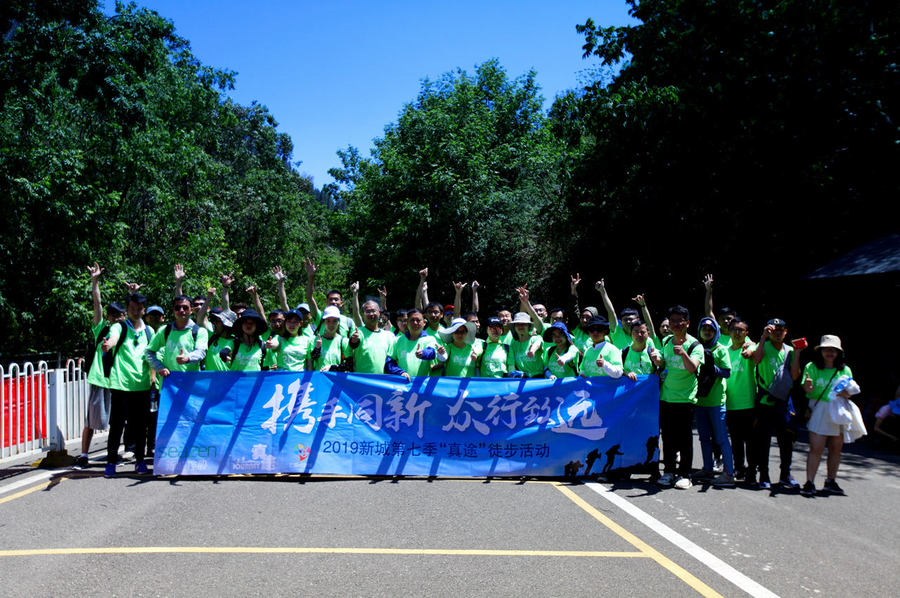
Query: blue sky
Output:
[[104, 1, 634, 188]]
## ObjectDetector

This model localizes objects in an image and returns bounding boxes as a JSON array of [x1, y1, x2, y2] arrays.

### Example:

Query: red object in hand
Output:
[[791, 338, 808, 350]]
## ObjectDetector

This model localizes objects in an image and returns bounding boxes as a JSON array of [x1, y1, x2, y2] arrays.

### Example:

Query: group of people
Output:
[[79, 262, 862, 497]]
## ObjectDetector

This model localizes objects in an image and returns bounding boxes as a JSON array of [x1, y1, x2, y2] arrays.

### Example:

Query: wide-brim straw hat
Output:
[[439, 318, 476, 344]]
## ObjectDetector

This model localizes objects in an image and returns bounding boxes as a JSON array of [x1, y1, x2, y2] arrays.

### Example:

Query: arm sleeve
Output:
[[383, 356, 406, 377], [186, 328, 208, 363], [144, 328, 166, 371]]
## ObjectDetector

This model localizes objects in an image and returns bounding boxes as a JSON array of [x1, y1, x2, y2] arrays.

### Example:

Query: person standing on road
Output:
[[144, 295, 209, 377], [801, 335, 855, 496], [693, 317, 736, 488], [724, 317, 757, 482], [348, 282, 407, 378], [657, 306, 704, 490]]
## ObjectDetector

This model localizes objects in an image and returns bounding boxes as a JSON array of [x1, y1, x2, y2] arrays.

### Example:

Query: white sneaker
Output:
[[657, 473, 675, 487], [674, 476, 693, 490]]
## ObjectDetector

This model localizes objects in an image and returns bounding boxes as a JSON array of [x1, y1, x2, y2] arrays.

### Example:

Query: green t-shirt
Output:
[[443, 342, 478, 378], [696, 343, 731, 407], [106, 320, 152, 392], [276, 334, 311, 372], [545, 344, 579, 378], [262, 330, 280, 368], [146, 324, 209, 373], [572, 328, 593, 355], [660, 334, 705, 404], [608, 319, 631, 350], [725, 342, 757, 411], [86, 321, 111, 388], [480, 340, 513, 378], [312, 334, 350, 371], [229, 341, 265, 372], [352, 326, 395, 375], [757, 342, 793, 406], [803, 362, 852, 404], [510, 334, 545, 377], [580, 340, 623, 377], [391, 332, 443, 377], [623, 345, 657, 376], [205, 333, 233, 372]]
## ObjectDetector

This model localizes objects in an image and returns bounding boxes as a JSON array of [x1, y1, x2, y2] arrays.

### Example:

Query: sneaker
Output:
[[734, 468, 746, 483], [713, 458, 724, 474], [657, 473, 675, 487], [755, 475, 771, 490], [712, 473, 735, 488], [134, 461, 149, 475], [779, 474, 801, 489], [674, 476, 693, 490], [72, 455, 90, 469], [104, 463, 116, 478], [801, 481, 816, 497], [823, 479, 845, 495], [692, 469, 715, 481], [121, 450, 135, 462]]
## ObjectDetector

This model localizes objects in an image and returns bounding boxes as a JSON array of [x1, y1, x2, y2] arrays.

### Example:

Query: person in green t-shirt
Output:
[[261, 309, 286, 370], [509, 312, 545, 378], [438, 318, 479, 378], [749, 317, 801, 489], [724, 317, 756, 481], [75, 263, 124, 470], [702, 274, 738, 349], [579, 316, 624, 379], [310, 305, 353, 372], [348, 283, 407, 379], [389, 308, 446, 377], [542, 321, 579, 379], [268, 309, 312, 372], [222, 309, 268, 372], [657, 305, 704, 490], [203, 306, 237, 372], [145, 295, 209, 377], [103, 292, 154, 477], [693, 317, 735, 487], [479, 316, 513, 378], [303, 256, 356, 339], [594, 278, 641, 350], [800, 335, 854, 496], [622, 319, 664, 381]]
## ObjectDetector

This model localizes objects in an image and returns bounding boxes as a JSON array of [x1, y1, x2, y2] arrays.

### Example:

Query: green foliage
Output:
[[328, 60, 571, 311], [0, 1, 345, 357]]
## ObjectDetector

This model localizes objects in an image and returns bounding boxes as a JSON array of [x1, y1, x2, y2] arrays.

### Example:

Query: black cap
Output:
[[766, 318, 787, 327], [586, 315, 610, 331], [486, 317, 502, 327], [106, 302, 125, 314], [125, 293, 147, 305]]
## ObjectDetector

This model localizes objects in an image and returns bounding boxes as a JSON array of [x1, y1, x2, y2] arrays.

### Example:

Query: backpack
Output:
[[84, 323, 111, 372], [755, 346, 794, 402], [102, 321, 151, 377], [163, 321, 199, 344]]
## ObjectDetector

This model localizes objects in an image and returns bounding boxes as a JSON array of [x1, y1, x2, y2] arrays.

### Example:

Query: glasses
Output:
[[270, 319, 285, 325], [174, 305, 191, 311]]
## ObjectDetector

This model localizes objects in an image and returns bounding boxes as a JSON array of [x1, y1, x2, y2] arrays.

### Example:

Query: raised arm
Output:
[[453, 281, 466, 320], [752, 325, 772, 364], [273, 265, 290, 311], [415, 268, 428, 310], [304, 257, 320, 319], [517, 285, 543, 331], [470, 280, 480, 314], [569, 273, 581, 330], [378, 286, 388, 312], [594, 278, 617, 325], [703, 274, 714, 318], [88, 262, 104, 326], [219, 272, 233, 311], [633, 293, 657, 342], [247, 284, 265, 317], [174, 263, 185, 297], [350, 281, 362, 327], [197, 287, 214, 328]]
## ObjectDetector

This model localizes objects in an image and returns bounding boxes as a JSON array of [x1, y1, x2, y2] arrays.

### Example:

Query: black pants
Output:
[[750, 400, 794, 480], [726, 408, 756, 474], [107, 390, 150, 464], [660, 401, 695, 477]]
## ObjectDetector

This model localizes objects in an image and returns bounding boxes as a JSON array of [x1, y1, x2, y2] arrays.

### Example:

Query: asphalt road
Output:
[[1, 437, 898, 597]]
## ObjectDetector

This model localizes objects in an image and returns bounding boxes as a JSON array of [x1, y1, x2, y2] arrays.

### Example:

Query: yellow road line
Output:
[[553, 483, 724, 598], [0, 546, 647, 558], [0, 481, 53, 505]]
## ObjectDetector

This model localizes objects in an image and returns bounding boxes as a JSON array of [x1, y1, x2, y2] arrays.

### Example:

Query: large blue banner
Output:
[[155, 372, 659, 477]]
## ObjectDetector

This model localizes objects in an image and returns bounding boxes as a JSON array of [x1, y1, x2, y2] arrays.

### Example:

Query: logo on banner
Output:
[[297, 444, 311, 462]]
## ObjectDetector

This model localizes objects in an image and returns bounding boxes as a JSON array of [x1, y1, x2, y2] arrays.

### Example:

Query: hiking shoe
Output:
[[712, 473, 735, 488], [823, 479, 845, 495], [734, 468, 746, 483], [121, 450, 135, 462], [72, 455, 90, 469], [134, 461, 149, 475], [779, 474, 801, 489], [657, 473, 675, 487], [713, 458, 724, 474], [692, 469, 715, 481], [674, 476, 693, 490], [800, 481, 816, 497], [104, 463, 116, 478], [755, 475, 771, 490]]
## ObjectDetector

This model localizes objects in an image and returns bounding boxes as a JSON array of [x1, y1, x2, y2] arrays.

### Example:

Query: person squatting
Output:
[[80, 262, 860, 497]]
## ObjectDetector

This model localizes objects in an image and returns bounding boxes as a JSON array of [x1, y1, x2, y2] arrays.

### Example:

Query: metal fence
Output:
[[1, 359, 97, 464]]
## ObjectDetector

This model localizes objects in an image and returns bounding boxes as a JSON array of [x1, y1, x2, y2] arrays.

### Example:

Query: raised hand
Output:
[[594, 278, 606, 293], [377, 286, 387, 298], [471, 280, 479, 291], [174, 263, 185, 282], [125, 281, 142, 294], [632, 294, 646, 307], [272, 265, 286, 283], [304, 257, 317, 277], [246, 284, 258, 296], [219, 272, 234, 288], [517, 285, 530, 302], [87, 262, 104, 281], [349, 281, 360, 294], [702, 273, 714, 290], [453, 281, 467, 293], [570, 273, 581, 294], [418, 267, 428, 280]]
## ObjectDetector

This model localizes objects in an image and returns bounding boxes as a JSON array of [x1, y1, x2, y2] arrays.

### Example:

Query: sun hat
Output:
[[234, 309, 268, 335], [439, 318, 476, 344], [511, 312, 532, 325], [815, 334, 843, 352], [322, 305, 342, 320], [543, 321, 573, 344], [210, 307, 237, 327]]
